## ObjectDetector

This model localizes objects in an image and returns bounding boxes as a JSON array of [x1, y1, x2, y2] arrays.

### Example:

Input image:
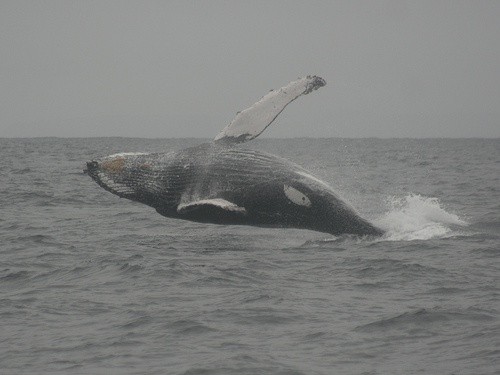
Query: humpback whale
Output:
[[86, 76, 383, 236]]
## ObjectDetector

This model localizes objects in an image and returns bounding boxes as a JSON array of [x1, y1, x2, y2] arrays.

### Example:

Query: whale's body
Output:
[[86, 76, 384, 236]]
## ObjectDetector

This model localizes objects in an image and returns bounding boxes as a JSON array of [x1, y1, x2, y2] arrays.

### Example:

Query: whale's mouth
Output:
[[84, 160, 97, 175], [84, 160, 98, 179], [85, 159, 137, 198]]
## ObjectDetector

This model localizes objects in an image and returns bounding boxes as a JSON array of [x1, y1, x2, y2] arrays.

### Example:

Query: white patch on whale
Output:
[[284, 185, 311, 207], [178, 198, 247, 214]]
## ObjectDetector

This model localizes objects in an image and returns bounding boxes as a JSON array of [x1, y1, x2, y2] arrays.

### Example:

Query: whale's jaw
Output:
[[85, 153, 152, 201], [338, 218, 384, 237]]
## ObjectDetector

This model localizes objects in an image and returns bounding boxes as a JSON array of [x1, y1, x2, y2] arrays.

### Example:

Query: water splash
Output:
[[374, 194, 467, 241]]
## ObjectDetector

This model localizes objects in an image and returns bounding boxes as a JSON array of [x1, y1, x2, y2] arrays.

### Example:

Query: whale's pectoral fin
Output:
[[178, 198, 246, 214], [177, 198, 247, 223], [214, 75, 326, 144]]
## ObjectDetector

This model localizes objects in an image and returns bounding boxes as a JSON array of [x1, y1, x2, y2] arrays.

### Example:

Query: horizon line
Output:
[[1, 136, 499, 140]]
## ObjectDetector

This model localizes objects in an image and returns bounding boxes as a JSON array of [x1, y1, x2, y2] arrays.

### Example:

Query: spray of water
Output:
[[374, 194, 467, 241]]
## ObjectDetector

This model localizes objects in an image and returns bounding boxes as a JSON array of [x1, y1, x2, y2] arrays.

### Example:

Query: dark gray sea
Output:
[[1, 137, 498, 375]]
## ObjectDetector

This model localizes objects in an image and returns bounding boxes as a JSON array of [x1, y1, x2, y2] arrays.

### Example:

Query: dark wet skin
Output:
[[86, 143, 384, 237]]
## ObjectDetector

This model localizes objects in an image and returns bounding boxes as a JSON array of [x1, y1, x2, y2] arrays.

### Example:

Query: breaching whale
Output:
[[86, 76, 383, 236]]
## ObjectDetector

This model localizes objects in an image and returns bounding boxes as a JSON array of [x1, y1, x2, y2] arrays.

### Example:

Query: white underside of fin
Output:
[[214, 76, 326, 144], [177, 198, 247, 214]]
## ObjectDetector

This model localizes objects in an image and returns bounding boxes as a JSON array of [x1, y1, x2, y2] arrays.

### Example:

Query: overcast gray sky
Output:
[[1, 1, 499, 138]]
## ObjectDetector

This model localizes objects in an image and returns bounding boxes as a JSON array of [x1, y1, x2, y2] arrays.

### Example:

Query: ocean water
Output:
[[0, 137, 498, 375]]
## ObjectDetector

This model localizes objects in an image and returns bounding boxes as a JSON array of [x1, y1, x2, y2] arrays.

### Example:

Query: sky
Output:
[[1, 0, 499, 138]]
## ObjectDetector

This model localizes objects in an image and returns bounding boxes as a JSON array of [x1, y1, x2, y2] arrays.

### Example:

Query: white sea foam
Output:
[[374, 194, 467, 241]]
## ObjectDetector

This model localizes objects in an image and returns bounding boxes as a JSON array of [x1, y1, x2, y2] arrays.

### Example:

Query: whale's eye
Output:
[[283, 185, 311, 207]]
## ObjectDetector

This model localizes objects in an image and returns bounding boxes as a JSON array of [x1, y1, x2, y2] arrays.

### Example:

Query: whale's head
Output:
[[85, 152, 166, 203]]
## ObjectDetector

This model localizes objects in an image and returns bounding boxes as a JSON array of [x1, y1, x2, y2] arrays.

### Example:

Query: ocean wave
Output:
[[167, 319, 216, 335], [0, 270, 31, 282], [355, 307, 495, 333], [352, 258, 444, 278], [119, 262, 144, 274]]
